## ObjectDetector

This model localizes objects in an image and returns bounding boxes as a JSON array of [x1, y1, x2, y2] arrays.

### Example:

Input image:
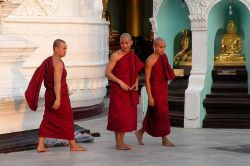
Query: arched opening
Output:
[[210, 1, 247, 64], [204, 0, 250, 128]]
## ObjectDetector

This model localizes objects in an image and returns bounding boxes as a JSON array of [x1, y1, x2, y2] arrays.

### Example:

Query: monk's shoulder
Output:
[[53, 59, 63, 71], [110, 50, 122, 62], [145, 55, 156, 67]]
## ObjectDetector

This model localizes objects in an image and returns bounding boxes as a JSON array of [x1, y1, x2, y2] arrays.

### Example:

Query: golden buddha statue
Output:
[[215, 20, 245, 66], [174, 29, 192, 66], [102, 0, 110, 22]]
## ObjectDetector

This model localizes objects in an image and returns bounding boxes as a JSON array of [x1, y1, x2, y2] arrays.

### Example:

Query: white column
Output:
[[184, 17, 207, 128], [149, 0, 163, 39]]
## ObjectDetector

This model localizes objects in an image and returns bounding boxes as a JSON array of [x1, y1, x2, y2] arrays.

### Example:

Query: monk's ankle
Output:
[[116, 144, 131, 150], [162, 139, 175, 147], [37, 146, 47, 153], [135, 132, 144, 145]]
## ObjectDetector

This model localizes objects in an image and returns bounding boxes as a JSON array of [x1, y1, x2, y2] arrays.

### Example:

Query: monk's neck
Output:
[[153, 52, 161, 59], [120, 49, 130, 55], [52, 54, 62, 61]]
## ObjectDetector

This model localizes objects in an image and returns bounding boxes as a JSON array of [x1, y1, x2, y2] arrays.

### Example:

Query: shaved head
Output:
[[120, 33, 132, 42], [153, 37, 166, 46], [153, 37, 166, 55], [53, 39, 66, 50]]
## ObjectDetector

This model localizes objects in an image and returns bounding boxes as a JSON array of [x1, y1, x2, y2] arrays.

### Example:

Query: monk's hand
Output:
[[52, 99, 60, 110], [148, 97, 154, 107], [119, 81, 130, 91], [130, 83, 138, 91]]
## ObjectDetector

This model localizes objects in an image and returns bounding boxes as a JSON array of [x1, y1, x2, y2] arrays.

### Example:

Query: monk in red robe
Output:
[[105, 33, 144, 150], [25, 39, 86, 152], [135, 37, 176, 147]]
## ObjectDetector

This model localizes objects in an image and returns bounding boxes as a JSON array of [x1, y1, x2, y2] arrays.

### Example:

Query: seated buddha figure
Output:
[[174, 29, 192, 66], [215, 20, 245, 65], [102, 0, 111, 22]]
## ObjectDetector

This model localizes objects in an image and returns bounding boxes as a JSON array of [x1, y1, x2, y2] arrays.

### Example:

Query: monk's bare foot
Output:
[[115, 146, 130, 150], [123, 143, 133, 149], [135, 131, 144, 145], [70, 144, 87, 151], [115, 144, 131, 150], [37, 146, 47, 153], [162, 140, 175, 147]]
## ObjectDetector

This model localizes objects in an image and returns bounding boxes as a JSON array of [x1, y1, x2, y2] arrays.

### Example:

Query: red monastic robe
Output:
[[107, 51, 144, 132], [25, 56, 74, 140], [142, 54, 175, 137]]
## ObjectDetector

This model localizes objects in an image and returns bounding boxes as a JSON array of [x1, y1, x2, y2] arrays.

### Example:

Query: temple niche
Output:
[[203, 0, 250, 128], [0, 0, 109, 134]]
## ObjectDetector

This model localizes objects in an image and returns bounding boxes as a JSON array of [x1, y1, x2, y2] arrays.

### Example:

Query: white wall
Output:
[[0, 0, 109, 134]]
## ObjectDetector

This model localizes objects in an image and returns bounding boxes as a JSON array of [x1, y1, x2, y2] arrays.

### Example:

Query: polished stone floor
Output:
[[1, 98, 250, 166], [1, 115, 250, 166]]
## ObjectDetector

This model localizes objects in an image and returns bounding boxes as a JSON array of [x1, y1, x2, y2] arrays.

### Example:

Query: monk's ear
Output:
[[54, 46, 59, 53], [130, 40, 133, 46], [153, 45, 156, 51]]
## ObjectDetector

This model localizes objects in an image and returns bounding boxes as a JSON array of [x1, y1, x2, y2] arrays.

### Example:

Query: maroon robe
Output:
[[25, 56, 74, 140], [107, 51, 144, 132], [142, 54, 175, 137]]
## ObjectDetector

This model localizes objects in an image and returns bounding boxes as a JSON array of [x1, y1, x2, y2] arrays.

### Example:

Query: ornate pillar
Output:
[[149, 0, 163, 38], [184, 16, 207, 128]]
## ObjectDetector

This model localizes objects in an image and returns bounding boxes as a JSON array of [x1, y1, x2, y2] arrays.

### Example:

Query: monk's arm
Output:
[[105, 53, 130, 91], [135, 76, 139, 85], [145, 59, 154, 106], [53, 61, 63, 110]]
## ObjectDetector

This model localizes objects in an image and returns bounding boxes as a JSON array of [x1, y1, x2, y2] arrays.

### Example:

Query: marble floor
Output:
[[1, 98, 250, 166], [0, 114, 250, 166]]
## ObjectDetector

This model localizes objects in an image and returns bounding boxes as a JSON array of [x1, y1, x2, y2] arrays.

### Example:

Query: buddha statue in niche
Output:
[[174, 29, 192, 66], [215, 20, 245, 66]]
